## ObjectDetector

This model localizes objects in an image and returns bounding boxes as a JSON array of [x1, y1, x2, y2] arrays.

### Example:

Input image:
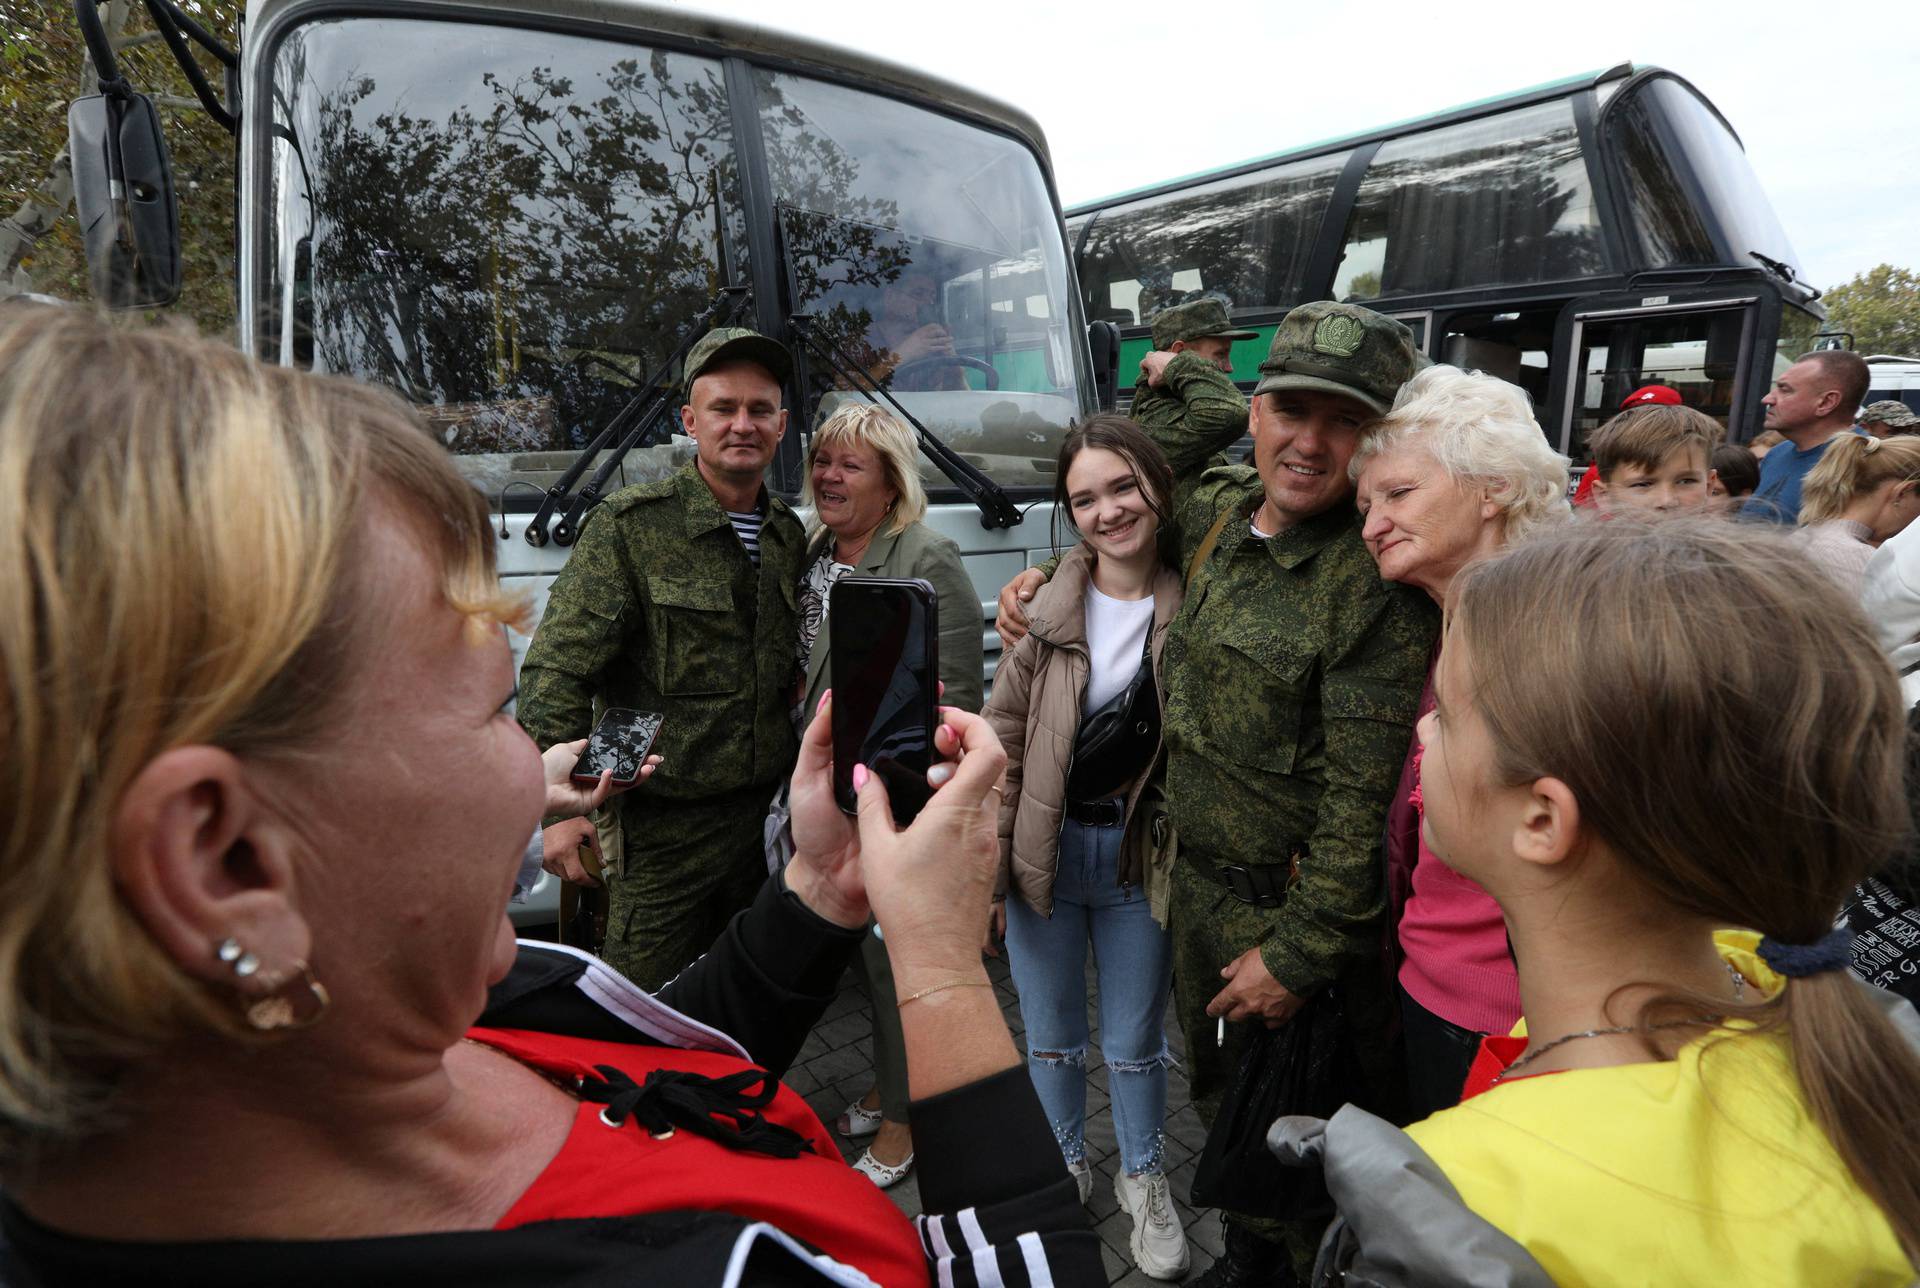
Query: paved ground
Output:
[[785, 953, 1226, 1285]]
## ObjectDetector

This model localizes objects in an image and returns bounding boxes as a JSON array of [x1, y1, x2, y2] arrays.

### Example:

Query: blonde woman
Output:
[[1796, 433, 1920, 594], [1349, 362, 1571, 1118], [793, 401, 983, 1188], [0, 308, 1100, 1286]]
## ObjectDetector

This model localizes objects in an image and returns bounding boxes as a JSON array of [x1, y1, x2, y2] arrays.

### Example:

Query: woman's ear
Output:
[[1512, 775, 1580, 871], [109, 746, 312, 987]]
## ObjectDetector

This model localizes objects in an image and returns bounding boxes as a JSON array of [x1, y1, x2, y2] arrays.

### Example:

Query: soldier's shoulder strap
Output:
[[1185, 503, 1239, 592], [602, 475, 679, 513]]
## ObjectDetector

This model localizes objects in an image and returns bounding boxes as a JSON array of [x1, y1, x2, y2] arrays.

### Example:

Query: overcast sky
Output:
[[674, 0, 1917, 292]]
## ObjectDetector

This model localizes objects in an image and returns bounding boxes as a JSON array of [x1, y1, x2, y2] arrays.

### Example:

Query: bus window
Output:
[[1077, 153, 1349, 325], [1439, 308, 1556, 408], [1605, 77, 1804, 280], [1567, 307, 1750, 458], [756, 68, 1085, 491], [262, 19, 744, 504], [1335, 99, 1605, 302], [1773, 305, 1822, 377]]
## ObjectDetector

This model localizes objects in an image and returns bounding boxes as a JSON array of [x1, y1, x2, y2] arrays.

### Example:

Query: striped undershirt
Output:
[[726, 507, 765, 566]]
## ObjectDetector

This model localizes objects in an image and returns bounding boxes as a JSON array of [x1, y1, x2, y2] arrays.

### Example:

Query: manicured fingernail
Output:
[[818, 689, 831, 714], [852, 763, 869, 790], [928, 764, 953, 787]]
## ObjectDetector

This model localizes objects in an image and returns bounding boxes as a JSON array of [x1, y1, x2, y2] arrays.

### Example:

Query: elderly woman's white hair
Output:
[[1351, 364, 1571, 542], [803, 401, 927, 535]]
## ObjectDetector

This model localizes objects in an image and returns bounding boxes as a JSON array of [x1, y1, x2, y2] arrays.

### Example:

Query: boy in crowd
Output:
[[1586, 404, 1724, 515]]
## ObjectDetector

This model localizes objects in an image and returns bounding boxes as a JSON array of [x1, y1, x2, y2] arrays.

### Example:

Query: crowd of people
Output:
[[1, 277, 1918, 1288]]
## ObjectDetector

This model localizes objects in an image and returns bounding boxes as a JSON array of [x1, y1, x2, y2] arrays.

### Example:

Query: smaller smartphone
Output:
[[831, 578, 939, 826], [571, 708, 664, 787]]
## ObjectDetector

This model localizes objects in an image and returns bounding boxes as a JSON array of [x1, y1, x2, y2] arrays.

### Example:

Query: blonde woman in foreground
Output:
[[1273, 519, 1920, 1286]]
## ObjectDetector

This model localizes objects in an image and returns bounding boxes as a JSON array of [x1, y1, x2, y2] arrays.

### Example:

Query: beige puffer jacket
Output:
[[984, 545, 1183, 918]]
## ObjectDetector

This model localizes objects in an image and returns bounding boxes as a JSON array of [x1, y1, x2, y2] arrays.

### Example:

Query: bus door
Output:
[[1555, 293, 1760, 461]]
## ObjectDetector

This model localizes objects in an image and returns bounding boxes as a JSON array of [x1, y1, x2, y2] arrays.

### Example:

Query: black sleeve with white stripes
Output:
[[910, 1067, 1106, 1286]]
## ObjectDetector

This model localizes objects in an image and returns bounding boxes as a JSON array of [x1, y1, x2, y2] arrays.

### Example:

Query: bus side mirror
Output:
[[67, 92, 182, 308], [1088, 320, 1121, 411]]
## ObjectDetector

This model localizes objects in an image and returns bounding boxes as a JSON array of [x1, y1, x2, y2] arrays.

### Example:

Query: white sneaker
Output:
[[1115, 1170, 1190, 1281], [1067, 1157, 1093, 1205]]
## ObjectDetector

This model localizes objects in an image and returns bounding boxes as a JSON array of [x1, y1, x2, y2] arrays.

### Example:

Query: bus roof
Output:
[[1068, 62, 1636, 214], [244, 0, 1056, 167]]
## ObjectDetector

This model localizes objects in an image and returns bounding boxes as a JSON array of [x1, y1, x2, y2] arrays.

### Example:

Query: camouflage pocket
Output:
[[1206, 635, 1311, 775], [648, 576, 741, 696]]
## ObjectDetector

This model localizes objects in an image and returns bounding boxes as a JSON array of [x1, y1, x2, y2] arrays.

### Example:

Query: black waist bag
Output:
[[1065, 641, 1158, 803], [1188, 986, 1357, 1220]]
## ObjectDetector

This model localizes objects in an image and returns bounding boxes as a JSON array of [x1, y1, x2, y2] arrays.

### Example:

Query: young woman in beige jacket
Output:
[[984, 415, 1189, 1280]]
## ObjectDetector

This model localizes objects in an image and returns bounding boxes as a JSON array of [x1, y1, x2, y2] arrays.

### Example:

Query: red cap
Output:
[[1620, 385, 1684, 409]]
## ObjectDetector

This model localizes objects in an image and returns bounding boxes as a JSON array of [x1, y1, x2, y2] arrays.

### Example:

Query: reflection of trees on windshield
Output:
[[284, 31, 738, 451]]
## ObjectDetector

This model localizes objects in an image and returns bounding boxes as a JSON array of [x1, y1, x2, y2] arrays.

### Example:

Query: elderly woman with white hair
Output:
[[791, 401, 983, 1188], [1349, 363, 1571, 1118]]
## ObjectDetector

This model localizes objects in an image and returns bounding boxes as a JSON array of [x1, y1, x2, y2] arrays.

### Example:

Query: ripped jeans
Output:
[[1005, 815, 1174, 1176]]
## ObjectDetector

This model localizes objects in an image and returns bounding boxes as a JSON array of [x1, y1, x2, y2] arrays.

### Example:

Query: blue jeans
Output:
[[1005, 815, 1174, 1175]]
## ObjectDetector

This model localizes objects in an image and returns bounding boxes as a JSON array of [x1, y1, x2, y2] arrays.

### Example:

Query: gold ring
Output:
[[986, 784, 1005, 803]]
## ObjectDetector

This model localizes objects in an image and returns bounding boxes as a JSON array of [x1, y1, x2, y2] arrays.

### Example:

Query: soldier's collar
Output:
[[1246, 501, 1359, 570], [678, 462, 784, 537]]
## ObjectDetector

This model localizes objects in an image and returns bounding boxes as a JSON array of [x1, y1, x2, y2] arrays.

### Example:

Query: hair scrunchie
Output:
[[1757, 926, 1855, 978]]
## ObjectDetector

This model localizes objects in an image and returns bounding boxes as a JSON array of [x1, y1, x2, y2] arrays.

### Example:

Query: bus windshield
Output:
[[757, 69, 1082, 492], [258, 16, 1083, 503]]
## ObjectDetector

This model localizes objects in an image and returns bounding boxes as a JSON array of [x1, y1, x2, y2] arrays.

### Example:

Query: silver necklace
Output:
[[1496, 962, 1747, 1084]]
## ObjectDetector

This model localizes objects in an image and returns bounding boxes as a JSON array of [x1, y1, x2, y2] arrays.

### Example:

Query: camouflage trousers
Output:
[[1169, 860, 1396, 1276], [603, 784, 775, 992]]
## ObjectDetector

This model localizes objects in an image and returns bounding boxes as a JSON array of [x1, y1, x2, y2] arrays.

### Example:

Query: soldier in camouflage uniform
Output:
[[999, 303, 1436, 1286], [517, 329, 805, 991], [1129, 298, 1256, 439]]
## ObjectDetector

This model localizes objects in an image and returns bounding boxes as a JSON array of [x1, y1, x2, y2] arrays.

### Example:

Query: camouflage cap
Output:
[[1150, 299, 1259, 350], [682, 327, 792, 395], [1252, 301, 1418, 416], [1860, 399, 1920, 429]]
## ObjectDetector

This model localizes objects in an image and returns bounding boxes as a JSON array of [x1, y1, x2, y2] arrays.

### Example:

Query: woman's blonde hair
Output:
[[1800, 433, 1920, 525], [0, 307, 523, 1158], [1451, 518, 1920, 1266], [1352, 364, 1571, 543], [802, 402, 926, 537]]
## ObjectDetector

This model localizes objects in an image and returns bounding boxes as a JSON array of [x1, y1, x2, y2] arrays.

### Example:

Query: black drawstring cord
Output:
[[578, 1064, 810, 1159]]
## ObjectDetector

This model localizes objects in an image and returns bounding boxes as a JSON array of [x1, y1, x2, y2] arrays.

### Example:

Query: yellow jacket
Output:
[[1274, 932, 1917, 1286]]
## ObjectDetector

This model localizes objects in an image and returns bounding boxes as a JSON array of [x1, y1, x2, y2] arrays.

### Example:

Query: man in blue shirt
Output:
[[1743, 350, 1871, 523]]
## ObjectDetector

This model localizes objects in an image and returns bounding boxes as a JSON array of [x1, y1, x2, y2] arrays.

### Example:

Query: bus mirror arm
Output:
[[524, 285, 751, 547], [787, 314, 1023, 531], [553, 394, 681, 546]]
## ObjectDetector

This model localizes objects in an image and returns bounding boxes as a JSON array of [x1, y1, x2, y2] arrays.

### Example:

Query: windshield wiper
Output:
[[524, 285, 750, 548], [786, 313, 1021, 530]]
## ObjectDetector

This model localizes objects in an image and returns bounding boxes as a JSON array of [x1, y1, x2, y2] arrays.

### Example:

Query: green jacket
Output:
[[798, 519, 985, 718], [1129, 350, 1248, 440], [517, 462, 806, 809], [1147, 386, 1438, 998]]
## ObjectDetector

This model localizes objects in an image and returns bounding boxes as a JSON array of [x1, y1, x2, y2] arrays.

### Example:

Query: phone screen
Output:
[[573, 708, 664, 785], [830, 579, 938, 825]]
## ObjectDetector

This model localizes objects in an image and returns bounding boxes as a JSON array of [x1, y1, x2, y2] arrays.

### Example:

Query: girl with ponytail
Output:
[[1796, 432, 1920, 593], [1276, 518, 1920, 1285]]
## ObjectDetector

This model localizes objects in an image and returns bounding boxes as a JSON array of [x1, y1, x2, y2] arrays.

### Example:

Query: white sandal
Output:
[[835, 1099, 884, 1138], [851, 1147, 914, 1189]]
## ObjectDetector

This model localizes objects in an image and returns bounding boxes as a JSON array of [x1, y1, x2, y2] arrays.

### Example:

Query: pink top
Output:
[[1396, 749, 1522, 1036]]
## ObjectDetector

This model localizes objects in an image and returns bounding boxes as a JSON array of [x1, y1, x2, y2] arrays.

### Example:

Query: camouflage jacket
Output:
[[1147, 399, 1438, 998], [517, 462, 805, 808], [1129, 350, 1248, 440]]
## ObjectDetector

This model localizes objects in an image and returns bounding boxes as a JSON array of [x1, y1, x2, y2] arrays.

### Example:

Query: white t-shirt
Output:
[[1083, 585, 1155, 715]]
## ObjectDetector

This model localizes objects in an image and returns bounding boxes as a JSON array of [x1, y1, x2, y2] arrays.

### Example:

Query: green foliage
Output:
[[1822, 264, 1920, 358], [0, 0, 240, 334]]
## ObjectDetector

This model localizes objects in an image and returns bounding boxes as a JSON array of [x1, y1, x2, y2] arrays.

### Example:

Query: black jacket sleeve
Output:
[[909, 1067, 1106, 1286], [655, 870, 866, 1076]]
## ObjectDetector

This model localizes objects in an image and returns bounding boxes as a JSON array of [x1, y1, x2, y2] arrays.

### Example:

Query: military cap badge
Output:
[[1312, 314, 1364, 358]]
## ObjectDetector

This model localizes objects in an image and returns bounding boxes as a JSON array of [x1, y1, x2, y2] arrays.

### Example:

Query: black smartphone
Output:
[[571, 708, 664, 786], [831, 578, 939, 825]]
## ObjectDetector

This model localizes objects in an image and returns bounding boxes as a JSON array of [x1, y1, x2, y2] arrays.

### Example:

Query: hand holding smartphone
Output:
[[830, 578, 939, 827], [571, 708, 665, 787]]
